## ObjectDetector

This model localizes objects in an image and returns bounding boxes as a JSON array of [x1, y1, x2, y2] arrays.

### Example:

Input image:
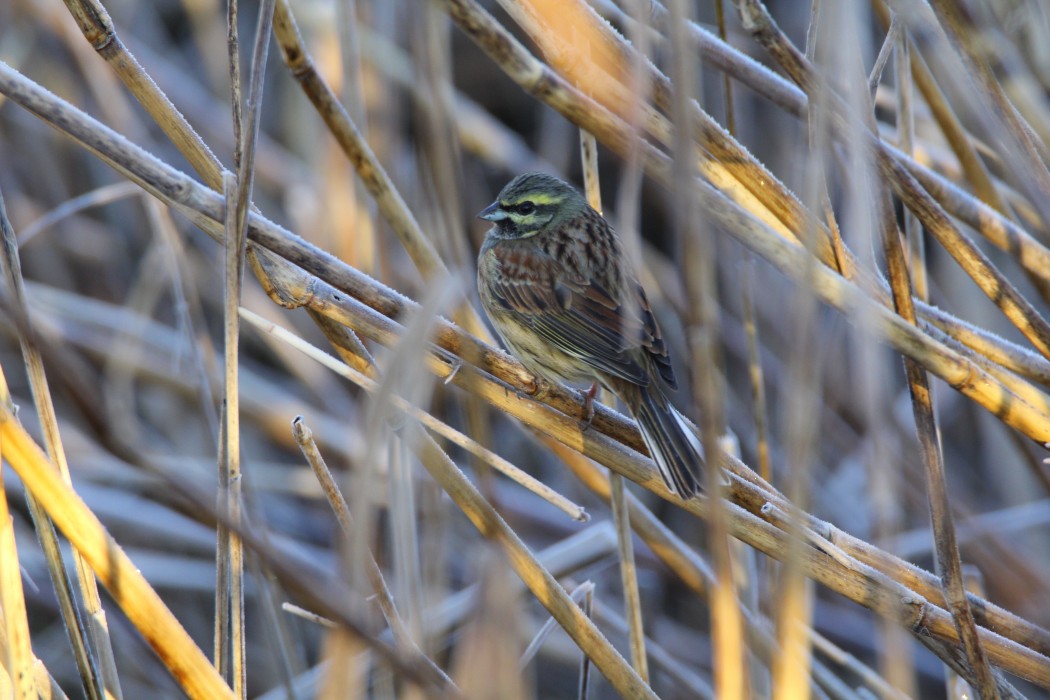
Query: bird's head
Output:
[[478, 172, 588, 239]]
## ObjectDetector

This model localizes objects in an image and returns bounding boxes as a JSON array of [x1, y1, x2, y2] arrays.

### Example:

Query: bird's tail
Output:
[[624, 385, 705, 498]]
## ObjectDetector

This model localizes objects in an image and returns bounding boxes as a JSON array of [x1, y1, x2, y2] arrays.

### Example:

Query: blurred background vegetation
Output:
[[1, 0, 1050, 698]]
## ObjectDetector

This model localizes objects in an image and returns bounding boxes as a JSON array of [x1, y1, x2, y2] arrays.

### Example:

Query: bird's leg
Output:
[[581, 382, 599, 431]]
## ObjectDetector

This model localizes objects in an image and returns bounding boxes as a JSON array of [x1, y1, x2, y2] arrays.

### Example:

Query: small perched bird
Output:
[[476, 172, 705, 498]]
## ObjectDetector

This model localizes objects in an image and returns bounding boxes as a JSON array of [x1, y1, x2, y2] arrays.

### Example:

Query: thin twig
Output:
[[518, 580, 594, 668], [281, 602, 336, 629], [59, 0, 227, 189], [270, 0, 444, 280], [248, 306, 587, 521], [577, 584, 594, 700], [290, 416, 454, 687]]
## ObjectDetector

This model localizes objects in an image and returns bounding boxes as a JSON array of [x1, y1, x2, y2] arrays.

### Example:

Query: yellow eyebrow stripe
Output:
[[506, 192, 561, 206]]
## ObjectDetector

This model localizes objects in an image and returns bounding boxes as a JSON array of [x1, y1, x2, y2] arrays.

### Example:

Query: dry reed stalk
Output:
[[0, 411, 235, 699], [4, 0, 1050, 696], [0, 188, 113, 700]]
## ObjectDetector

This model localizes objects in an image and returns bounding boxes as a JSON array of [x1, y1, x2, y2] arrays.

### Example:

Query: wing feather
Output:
[[487, 244, 652, 385]]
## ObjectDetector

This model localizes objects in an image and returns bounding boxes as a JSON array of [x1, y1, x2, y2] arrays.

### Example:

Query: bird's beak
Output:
[[478, 201, 507, 222]]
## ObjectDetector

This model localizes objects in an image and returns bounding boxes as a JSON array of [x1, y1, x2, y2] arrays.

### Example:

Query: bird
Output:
[[475, 172, 705, 498]]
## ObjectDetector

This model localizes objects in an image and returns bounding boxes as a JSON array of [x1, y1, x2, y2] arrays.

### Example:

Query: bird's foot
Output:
[[580, 382, 599, 432]]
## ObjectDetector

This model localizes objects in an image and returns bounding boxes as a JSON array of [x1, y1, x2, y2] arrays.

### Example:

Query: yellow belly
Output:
[[489, 311, 593, 386]]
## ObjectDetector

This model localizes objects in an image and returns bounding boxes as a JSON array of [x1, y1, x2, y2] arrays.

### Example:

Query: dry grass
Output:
[[1, 0, 1049, 698]]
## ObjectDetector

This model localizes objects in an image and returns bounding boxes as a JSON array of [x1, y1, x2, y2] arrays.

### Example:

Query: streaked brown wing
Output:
[[486, 244, 651, 386], [636, 284, 676, 390]]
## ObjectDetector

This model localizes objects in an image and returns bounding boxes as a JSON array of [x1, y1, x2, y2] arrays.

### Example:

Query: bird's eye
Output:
[[516, 201, 536, 215]]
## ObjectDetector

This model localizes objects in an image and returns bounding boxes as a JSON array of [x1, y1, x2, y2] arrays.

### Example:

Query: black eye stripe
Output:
[[500, 200, 552, 219], [504, 201, 536, 215]]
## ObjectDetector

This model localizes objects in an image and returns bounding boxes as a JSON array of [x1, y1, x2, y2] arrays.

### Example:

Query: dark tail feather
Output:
[[627, 386, 704, 498]]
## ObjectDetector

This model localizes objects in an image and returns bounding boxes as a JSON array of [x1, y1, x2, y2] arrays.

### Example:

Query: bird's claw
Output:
[[580, 382, 599, 432]]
